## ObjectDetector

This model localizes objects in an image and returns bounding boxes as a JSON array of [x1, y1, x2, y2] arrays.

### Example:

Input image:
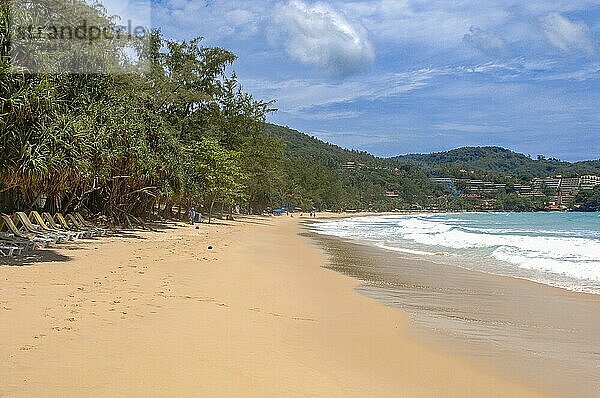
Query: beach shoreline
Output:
[[1, 216, 556, 397], [305, 225, 600, 398]]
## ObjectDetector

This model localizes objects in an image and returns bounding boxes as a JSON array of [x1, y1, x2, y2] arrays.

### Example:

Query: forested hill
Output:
[[264, 124, 442, 210], [263, 127, 599, 212], [395, 146, 600, 180], [264, 124, 380, 168], [265, 126, 600, 180]]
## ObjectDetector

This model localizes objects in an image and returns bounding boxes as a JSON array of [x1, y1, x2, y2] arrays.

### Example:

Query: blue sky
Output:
[[110, 1, 600, 161]]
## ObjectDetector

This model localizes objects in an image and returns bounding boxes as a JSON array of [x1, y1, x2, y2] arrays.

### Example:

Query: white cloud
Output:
[[434, 122, 512, 133], [541, 12, 597, 56], [534, 63, 600, 81], [463, 26, 507, 56], [298, 110, 362, 120], [341, 0, 508, 47], [245, 67, 442, 114], [271, 0, 375, 77], [152, 1, 269, 42], [102, 0, 152, 30], [218, 9, 261, 38]]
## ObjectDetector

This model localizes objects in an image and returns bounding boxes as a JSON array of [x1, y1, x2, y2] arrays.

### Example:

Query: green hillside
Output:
[[264, 124, 379, 167], [396, 146, 600, 181], [265, 126, 600, 212], [265, 124, 443, 210], [267, 127, 600, 181]]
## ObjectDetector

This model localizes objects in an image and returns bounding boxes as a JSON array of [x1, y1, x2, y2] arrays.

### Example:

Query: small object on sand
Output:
[[208, 246, 213, 250], [195, 226, 199, 230]]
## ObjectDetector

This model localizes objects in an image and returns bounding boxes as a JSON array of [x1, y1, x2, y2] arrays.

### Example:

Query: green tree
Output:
[[184, 137, 245, 223], [574, 187, 600, 211]]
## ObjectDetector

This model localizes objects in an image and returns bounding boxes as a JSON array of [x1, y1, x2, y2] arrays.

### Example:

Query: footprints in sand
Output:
[[6, 233, 231, 358], [19, 332, 48, 351], [291, 317, 317, 322], [0, 298, 12, 311], [154, 289, 231, 310], [12, 254, 181, 356], [51, 326, 72, 332], [248, 307, 317, 322]]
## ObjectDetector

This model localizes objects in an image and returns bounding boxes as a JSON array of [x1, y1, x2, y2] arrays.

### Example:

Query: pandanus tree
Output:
[[1, 0, 287, 222], [1, 0, 165, 220]]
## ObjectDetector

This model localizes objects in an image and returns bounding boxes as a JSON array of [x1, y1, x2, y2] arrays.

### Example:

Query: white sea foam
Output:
[[375, 243, 435, 256], [311, 213, 600, 293]]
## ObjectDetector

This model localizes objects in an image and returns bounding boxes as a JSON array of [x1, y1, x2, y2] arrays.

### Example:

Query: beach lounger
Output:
[[0, 244, 15, 257], [1, 234, 35, 252], [0, 240, 25, 256], [29, 211, 76, 241], [14, 212, 64, 244], [54, 213, 93, 238], [75, 213, 107, 236], [42, 213, 86, 239], [0, 214, 50, 248], [65, 214, 103, 237], [0, 221, 36, 252]]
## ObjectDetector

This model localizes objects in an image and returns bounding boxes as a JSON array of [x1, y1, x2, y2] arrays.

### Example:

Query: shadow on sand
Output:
[[0, 249, 72, 267]]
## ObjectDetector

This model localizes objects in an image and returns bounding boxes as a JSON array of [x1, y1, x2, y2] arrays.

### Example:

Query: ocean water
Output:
[[312, 212, 600, 294]]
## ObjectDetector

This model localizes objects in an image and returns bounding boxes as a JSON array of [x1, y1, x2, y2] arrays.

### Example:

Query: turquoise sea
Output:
[[313, 212, 600, 294]]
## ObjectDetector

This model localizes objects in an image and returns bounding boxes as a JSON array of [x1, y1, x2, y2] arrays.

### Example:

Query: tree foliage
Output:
[[574, 187, 600, 212], [0, 0, 282, 223]]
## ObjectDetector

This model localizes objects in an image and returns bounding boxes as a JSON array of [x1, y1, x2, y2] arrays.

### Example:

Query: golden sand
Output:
[[0, 216, 553, 397]]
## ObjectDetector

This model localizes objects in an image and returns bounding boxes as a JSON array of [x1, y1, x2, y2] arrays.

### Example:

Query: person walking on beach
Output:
[[188, 207, 196, 225]]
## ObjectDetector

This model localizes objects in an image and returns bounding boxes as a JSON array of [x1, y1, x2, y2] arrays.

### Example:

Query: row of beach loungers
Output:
[[0, 212, 107, 257]]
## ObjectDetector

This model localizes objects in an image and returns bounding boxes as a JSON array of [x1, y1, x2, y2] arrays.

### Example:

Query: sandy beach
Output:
[[1, 216, 555, 397]]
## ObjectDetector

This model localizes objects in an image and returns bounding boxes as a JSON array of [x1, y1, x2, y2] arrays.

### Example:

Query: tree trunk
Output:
[[208, 197, 216, 224]]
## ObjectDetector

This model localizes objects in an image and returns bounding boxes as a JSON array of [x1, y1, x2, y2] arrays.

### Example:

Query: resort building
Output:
[[342, 161, 367, 170], [431, 178, 454, 190], [533, 177, 561, 192], [513, 184, 533, 194], [580, 175, 600, 190], [430, 173, 599, 210], [560, 178, 580, 193], [463, 180, 506, 193]]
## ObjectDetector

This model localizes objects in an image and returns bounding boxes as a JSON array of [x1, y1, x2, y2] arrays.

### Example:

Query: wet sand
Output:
[[307, 230, 600, 398], [0, 216, 554, 397]]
